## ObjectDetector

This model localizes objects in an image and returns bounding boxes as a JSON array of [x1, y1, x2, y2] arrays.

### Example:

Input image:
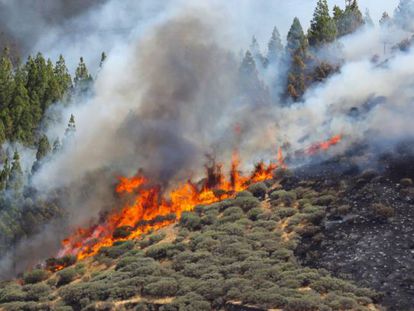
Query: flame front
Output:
[[57, 150, 284, 260], [56, 136, 340, 263]]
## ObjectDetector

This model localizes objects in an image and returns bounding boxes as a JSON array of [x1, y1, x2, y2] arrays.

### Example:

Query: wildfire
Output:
[[55, 136, 341, 266], [305, 135, 342, 155], [57, 149, 285, 261]]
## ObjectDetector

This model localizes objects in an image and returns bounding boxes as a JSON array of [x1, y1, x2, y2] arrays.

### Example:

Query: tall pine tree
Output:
[[308, 0, 337, 47], [74, 57, 93, 93], [267, 27, 284, 63], [286, 18, 308, 101]]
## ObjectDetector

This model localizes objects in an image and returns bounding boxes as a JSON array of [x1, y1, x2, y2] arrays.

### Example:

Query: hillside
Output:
[[1, 165, 399, 311]]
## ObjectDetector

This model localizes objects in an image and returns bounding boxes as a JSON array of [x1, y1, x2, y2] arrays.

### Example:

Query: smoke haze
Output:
[[0, 0, 413, 277]]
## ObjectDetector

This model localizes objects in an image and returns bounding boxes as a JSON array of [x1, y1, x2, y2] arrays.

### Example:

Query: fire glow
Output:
[[54, 135, 341, 267]]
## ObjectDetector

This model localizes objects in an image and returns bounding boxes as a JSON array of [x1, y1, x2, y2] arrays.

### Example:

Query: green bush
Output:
[[139, 232, 167, 248], [313, 194, 335, 206], [57, 268, 78, 286], [22, 283, 51, 301], [112, 226, 133, 239], [247, 182, 268, 199], [23, 269, 49, 284], [143, 278, 178, 297], [98, 240, 135, 259], [180, 212, 202, 231], [233, 196, 261, 212], [246, 207, 262, 220], [277, 208, 297, 218], [236, 191, 253, 198], [270, 190, 297, 206], [145, 243, 177, 260], [0, 284, 26, 303]]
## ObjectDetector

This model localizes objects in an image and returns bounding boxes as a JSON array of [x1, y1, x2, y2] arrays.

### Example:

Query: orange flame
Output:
[[56, 135, 342, 263], [57, 150, 284, 261], [305, 135, 342, 155]]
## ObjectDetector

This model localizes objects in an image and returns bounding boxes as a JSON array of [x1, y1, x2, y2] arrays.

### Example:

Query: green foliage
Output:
[[247, 182, 268, 199], [334, 0, 364, 37], [23, 269, 49, 284], [287, 17, 307, 53], [98, 240, 134, 259], [57, 268, 78, 287], [143, 278, 178, 297], [308, 0, 337, 47]]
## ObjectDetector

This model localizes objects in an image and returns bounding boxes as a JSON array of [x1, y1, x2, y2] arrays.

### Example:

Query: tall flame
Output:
[[57, 150, 282, 261]]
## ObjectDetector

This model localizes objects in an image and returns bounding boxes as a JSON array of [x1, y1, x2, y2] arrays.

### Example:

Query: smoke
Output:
[[1, 0, 414, 277]]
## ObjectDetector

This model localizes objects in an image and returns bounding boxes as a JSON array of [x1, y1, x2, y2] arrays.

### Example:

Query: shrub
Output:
[[270, 190, 297, 206], [219, 206, 244, 224], [277, 208, 297, 218], [46, 255, 77, 272], [57, 268, 78, 286], [180, 212, 202, 231], [143, 278, 178, 297], [236, 191, 253, 198], [232, 196, 261, 212], [98, 240, 134, 259], [313, 195, 335, 206], [22, 283, 51, 301], [112, 226, 133, 239], [400, 178, 413, 187], [0, 284, 26, 303], [23, 269, 49, 284], [285, 297, 322, 311], [246, 207, 262, 220], [145, 243, 177, 260], [167, 292, 211, 311], [370, 203, 395, 220], [140, 232, 167, 248], [247, 182, 268, 200]]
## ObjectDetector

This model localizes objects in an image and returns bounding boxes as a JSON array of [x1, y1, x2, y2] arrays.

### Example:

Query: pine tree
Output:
[[379, 12, 392, 28], [7, 151, 23, 193], [0, 157, 10, 190], [10, 67, 33, 143], [308, 0, 337, 47], [287, 17, 307, 54], [239, 51, 269, 105], [32, 135, 51, 173], [74, 57, 93, 92], [394, 0, 414, 31], [54, 55, 72, 96], [267, 27, 284, 63], [65, 114, 76, 137], [0, 48, 14, 111], [52, 138, 61, 153], [364, 9, 374, 27], [249, 36, 266, 67], [36, 135, 51, 161], [286, 18, 308, 101], [335, 0, 364, 37]]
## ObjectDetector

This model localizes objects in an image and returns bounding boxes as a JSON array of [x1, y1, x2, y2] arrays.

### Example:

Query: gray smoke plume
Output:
[[1, 0, 414, 278]]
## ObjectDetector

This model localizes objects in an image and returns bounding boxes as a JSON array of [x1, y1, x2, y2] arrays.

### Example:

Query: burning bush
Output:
[[46, 255, 76, 272]]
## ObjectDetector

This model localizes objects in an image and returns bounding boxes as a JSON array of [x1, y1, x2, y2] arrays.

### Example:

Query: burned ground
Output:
[[293, 152, 414, 311]]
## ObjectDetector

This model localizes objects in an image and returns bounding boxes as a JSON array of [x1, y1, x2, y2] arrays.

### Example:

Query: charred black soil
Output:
[[294, 154, 414, 311]]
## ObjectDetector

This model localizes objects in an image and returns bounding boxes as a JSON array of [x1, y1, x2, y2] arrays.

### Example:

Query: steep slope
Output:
[[0, 173, 382, 311]]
